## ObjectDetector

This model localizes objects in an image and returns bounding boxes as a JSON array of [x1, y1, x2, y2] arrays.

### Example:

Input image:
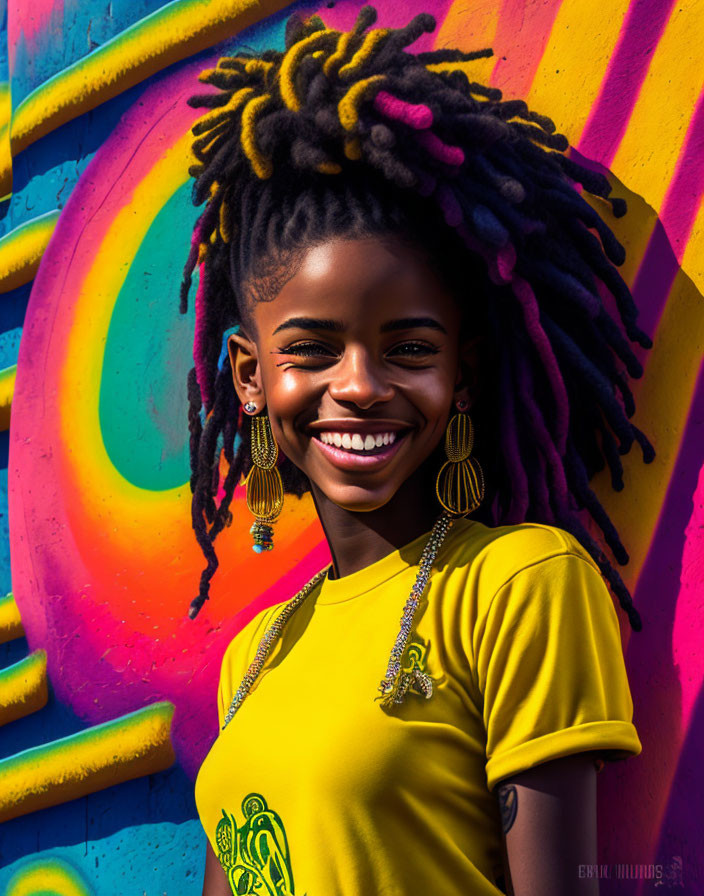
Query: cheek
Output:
[[268, 371, 310, 408], [260, 357, 313, 407], [260, 368, 317, 451], [410, 368, 456, 417]]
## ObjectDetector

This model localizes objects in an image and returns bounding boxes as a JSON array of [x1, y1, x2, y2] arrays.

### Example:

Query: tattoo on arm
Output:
[[497, 783, 518, 834]]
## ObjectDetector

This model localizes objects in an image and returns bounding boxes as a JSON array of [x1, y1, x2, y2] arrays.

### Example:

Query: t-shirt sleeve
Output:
[[475, 551, 642, 792], [216, 605, 279, 729]]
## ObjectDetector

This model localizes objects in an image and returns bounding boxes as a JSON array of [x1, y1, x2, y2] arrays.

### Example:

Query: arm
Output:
[[202, 839, 232, 896], [495, 752, 601, 896]]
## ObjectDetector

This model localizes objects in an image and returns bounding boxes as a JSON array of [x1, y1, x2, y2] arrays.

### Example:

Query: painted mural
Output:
[[0, 0, 702, 892]]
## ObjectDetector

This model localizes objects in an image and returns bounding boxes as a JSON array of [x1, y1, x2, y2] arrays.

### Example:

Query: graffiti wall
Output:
[[0, 0, 702, 892]]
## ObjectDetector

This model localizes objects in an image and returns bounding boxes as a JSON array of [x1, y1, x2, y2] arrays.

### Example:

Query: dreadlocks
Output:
[[180, 6, 654, 628]]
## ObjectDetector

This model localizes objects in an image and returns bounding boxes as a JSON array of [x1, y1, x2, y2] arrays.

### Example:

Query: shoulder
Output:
[[219, 599, 286, 676], [436, 517, 606, 621], [441, 517, 599, 583], [216, 599, 289, 728], [220, 601, 286, 683]]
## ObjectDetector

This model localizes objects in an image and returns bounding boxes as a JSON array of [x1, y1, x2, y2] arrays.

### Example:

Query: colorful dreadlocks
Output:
[[180, 6, 654, 627]]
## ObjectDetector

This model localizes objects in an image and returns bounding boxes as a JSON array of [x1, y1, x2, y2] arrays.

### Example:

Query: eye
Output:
[[276, 341, 338, 360], [387, 341, 440, 358]]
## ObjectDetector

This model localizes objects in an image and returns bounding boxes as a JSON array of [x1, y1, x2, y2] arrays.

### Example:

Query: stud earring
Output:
[[244, 413, 284, 552], [435, 411, 484, 516], [243, 401, 257, 414]]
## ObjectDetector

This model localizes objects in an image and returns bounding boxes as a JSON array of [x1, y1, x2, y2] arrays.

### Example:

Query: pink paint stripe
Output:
[[8, 0, 63, 66], [313, 0, 456, 54], [489, 0, 565, 97], [578, 0, 677, 166], [658, 91, 704, 263], [674, 440, 704, 731], [225, 536, 330, 639]]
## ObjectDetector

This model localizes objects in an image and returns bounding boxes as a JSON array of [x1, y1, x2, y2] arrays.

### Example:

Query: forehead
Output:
[[250, 236, 461, 335]]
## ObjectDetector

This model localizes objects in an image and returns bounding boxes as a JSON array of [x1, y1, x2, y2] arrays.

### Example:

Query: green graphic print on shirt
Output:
[[215, 793, 297, 895], [404, 641, 429, 697]]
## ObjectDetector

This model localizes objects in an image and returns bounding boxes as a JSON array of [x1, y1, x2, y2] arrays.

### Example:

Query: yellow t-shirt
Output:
[[195, 518, 641, 895]]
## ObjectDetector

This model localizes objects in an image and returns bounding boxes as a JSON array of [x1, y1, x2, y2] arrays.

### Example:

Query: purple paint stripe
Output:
[[630, 217, 679, 364], [578, 0, 677, 166], [659, 91, 704, 262]]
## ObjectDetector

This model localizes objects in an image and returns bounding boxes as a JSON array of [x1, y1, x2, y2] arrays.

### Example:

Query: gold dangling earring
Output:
[[435, 404, 485, 516], [244, 412, 284, 552]]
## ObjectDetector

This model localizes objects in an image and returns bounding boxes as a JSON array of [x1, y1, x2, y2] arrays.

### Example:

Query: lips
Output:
[[306, 419, 412, 471], [318, 431, 398, 452]]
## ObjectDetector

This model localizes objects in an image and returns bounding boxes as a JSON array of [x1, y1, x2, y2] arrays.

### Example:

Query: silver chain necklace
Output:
[[222, 511, 454, 730]]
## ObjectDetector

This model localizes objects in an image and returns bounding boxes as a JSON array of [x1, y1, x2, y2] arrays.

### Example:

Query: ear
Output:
[[454, 333, 483, 409], [228, 331, 265, 412]]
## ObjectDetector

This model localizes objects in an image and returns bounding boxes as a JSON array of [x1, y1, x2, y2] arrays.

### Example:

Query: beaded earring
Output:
[[435, 405, 485, 516], [244, 413, 284, 551]]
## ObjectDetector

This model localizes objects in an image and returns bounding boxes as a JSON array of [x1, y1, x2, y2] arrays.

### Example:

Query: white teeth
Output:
[[316, 431, 402, 451]]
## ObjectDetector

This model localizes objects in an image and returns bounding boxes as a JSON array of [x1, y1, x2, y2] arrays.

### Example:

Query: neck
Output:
[[309, 455, 443, 580]]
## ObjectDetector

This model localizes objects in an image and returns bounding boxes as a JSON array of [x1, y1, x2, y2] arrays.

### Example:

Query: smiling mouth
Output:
[[316, 430, 400, 455], [309, 428, 411, 469]]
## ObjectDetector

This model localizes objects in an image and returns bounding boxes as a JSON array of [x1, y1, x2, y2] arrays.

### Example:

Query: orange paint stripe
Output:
[[489, 0, 565, 98], [432, 0, 500, 84]]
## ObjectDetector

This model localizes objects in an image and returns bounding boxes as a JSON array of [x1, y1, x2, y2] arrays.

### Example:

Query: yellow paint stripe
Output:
[[526, 0, 632, 143], [611, 2, 704, 213], [0, 592, 23, 643], [0, 702, 175, 823], [0, 651, 48, 727], [0, 364, 16, 431], [10, 0, 292, 156], [431, 0, 499, 84], [6, 858, 92, 896], [0, 82, 11, 199], [680, 193, 704, 294], [0, 210, 60, 293], [59, 132, 193, 534]]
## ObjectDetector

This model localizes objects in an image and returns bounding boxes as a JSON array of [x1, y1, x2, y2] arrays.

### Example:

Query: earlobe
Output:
[[227, 333, 265, 411], [453, 365, 475, 411]]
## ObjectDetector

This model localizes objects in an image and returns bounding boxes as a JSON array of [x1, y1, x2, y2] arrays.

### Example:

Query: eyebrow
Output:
[[272, 316, 447, 335]]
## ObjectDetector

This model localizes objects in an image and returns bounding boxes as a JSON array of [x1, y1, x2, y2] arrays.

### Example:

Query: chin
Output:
[[320, 485, 398, 514]]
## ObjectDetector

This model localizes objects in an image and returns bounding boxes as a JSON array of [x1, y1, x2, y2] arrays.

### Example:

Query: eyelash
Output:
[[277, 341, 440, 361]]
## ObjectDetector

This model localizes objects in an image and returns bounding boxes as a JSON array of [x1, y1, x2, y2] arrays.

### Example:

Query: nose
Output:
[[327, 346, 395, 409]]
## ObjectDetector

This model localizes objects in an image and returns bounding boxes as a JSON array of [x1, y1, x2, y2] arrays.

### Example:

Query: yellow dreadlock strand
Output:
[[198, 57, 247, 82], [191, 87, 255, 138], [344, 137, 362, 160], [338, 28, 390, 80], [278, 30, 339, 112], [323, 30, 358, 77], [316, 161, 342, 175], [241, 94, 274, 179], [245, 59, 275, 79], [338, 75, 386, 131], [219, 200, 231, 243], [215, 56, 244, 70]]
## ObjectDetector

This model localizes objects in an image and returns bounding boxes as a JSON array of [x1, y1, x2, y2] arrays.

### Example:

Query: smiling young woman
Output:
[[181, 8, 651, 895]]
